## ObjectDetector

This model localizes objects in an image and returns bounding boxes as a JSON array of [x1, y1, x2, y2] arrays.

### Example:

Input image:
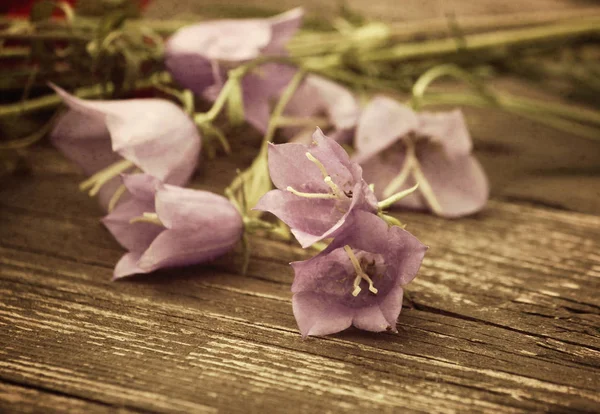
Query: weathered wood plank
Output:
[[1, 152, 599, 412], [0, 381, 139, 414], [0, 256, 598, 413]]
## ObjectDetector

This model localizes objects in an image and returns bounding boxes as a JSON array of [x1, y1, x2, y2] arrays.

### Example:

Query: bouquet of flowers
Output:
[[1, 0, 598, 337]]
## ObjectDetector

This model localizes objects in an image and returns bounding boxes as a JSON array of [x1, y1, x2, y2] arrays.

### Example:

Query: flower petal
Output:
[[353, 96, 419, 164], [165, 51, 215, 96], [417, 109, 472, 156], [154, 184, 242, 232], [262, 7, 304, 54], [113, 252, 146, 280], [50, 84, 201, 186], [241, 64, 298, 133], [266, 142, 330, 192], [254, 189, 343, 248], [121, 173, 161, 202], [50, 109, 120, 175], [165, 19, 271, 62], [329, 211, 427, 286], [292, 292, 353, 337], [352, 305, 391, 332], [136, 228, 241, 273], [102, 197, 163, 253], [418, 149, 489, 218], [378, 285, 404, 330]]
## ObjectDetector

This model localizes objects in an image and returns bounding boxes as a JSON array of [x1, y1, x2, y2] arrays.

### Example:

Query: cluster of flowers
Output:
[[49, 8, 488, 337]]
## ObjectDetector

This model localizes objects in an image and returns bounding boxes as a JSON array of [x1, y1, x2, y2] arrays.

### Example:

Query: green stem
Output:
[[0, 73, 162, 118], [260, 69, 307, 149], [361, 19, 600, 63], [421, 92, 600, 141]]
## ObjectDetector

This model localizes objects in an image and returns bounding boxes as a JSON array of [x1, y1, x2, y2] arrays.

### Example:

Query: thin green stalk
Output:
[[261, 68, 307, 149], [362, 19, 600, 63], [420, 92, 600, 141], [0, 73, 162, 118]]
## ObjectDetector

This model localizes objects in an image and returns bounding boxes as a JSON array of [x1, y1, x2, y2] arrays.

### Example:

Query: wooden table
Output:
[[1, 1, 600, 413]]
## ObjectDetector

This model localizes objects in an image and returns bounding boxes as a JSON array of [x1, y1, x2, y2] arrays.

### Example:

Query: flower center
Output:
[[286, 152, 350, 200], [343, 245, 378, 297]]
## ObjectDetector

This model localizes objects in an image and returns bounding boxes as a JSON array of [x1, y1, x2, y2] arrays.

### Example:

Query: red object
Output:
[[1, 0, 151, 17]]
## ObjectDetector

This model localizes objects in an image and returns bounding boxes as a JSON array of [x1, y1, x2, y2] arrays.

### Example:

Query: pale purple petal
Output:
[[257, 129, 378, 247], [50, 109, 126, 210], [113, 252, 145, 280], [329, 211, 427, 286], [121, 173, 161, 202], [165, 20, 271, 62], [378, 285, 404, 330], [135, 227, 242, 274], [266, 141, 331, 193], [164, 53, 215, 96], [50, 84, 201, 186], [353, 96, 419, 164], [285, 76, 359, 128], [241, 64, 298, 132], [262, 7, 304, 55], [292, 292, 353, 337], [305, 76, 359, 130], [417, 109, 472, 156], [50, 109, 120, 175], [254, 189, 342, 247], [154, 184, 243, 232], [352, 305, 391, 332], [417, 150, 489, 218], [102, 197, 163, 253]]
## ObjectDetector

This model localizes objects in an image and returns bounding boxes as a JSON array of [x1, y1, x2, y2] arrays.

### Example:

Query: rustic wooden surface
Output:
[[2, 0, 600, 413]]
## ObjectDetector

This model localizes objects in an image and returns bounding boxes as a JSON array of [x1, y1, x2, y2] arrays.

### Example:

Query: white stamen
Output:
[[382, 140, 416, 198], [286, 186, 338, 199], [378, 183, 419, 211], [305, 152, 328, 179], [129, 212, 163, 226], [352, 275, 362, 297], [344, 245, 378, 297], [324, 176, 342, 198], [107, 184, 127, 212], [79, 159, 135, 196]]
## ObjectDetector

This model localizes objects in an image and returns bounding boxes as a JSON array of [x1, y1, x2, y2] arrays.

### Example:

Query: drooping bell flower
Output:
[[283, 75, 360, 145], [291, 210, 427, 337], [353, 96, 488, 218], [165, 8, 304, 132], [102, 174, 244, 280], [254, 128, 378, 248], [49, 84, 202, 211]]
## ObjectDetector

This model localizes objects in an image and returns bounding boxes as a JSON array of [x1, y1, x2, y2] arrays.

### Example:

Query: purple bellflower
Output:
[[165, 8, 304, 132], [291, 210, 427, 337], [254, 128, 378, 248], [283, 75, 360, 144], [353, 96, 489, 218], [50, 84, 201, 211], [102, 174, 244, 280]]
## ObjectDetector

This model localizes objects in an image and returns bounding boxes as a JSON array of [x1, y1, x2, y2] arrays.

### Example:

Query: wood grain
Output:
[[1, 141, 599, 412]]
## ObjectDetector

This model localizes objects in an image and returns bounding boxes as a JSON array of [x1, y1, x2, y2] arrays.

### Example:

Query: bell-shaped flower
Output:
[[353, 96, 488, 218], [165, 8, 304, 132], [49, 84, 202, 211], [102, 174, 244, 280], [254, 128, 378, 248], [291, 210, 427, 337], [283, 75, 360, 144]]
